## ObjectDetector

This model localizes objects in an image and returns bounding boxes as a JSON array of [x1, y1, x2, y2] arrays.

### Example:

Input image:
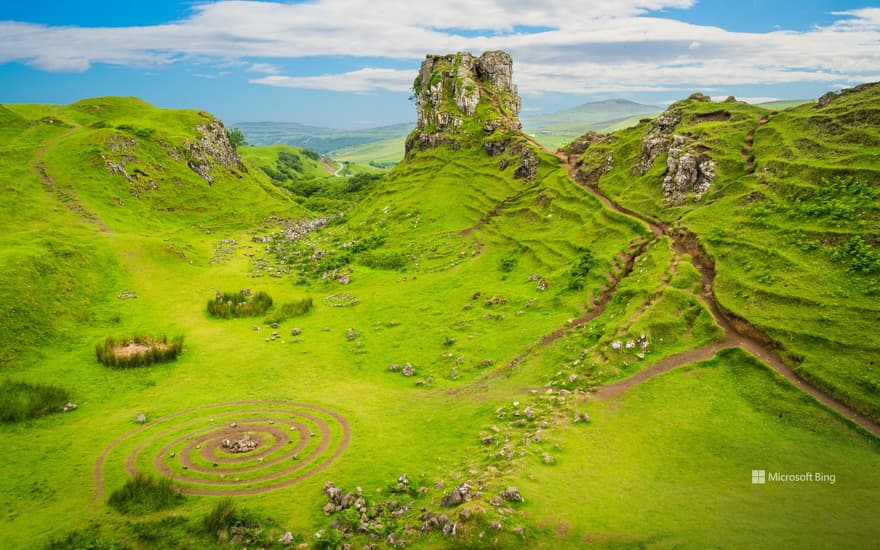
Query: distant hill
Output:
[[523, 98, 661, 128], [235, 121, 413, 154], [523, 99, 662, 149], [754, 99, 814, 110]]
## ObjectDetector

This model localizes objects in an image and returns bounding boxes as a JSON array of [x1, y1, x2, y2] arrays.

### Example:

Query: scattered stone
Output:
[[481, 434, 494, 445], [252, 325, 261, 331], [271, 322, 280, 329], [388, 363, 401, 372], [542, 453, 555, 464], [135, 413, 147, 423], [537, 278, 548, 291], [347, 327, 358, 341], [62, 403, 77, 412], [486, 295, 508, 306], [222, 435, 258, 453], [279, 531, 294, 545], [500, 487, 524, 502], [402, 363, 415, 377], [291, 327, 301, 336]]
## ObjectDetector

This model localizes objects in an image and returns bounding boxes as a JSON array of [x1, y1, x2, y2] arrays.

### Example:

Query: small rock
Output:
[[500, 487, 524, 502], [402, 363, 415, 377], [279, 531, 294, 545], [62, 403, 77, 412], [291, 327, 301, 336], [135, 413, 147, 423]]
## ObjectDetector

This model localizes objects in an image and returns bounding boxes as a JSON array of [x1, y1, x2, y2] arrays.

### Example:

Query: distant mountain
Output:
[[522, 99, 662, 149], [523, 99, 661, 128], [235, 121, 413, 154]]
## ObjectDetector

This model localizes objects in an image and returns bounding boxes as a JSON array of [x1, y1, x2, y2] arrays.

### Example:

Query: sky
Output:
[[1, 1, 879, 129]]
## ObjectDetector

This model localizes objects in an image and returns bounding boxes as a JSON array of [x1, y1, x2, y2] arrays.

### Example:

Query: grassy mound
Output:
[[95, 334, 184, 368], [207, 291, 272, 318], [0, 381, 71, 423], [108, 472, 184, 514]]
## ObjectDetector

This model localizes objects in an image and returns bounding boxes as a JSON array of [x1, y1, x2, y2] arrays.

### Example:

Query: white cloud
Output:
[[0, 1, 879, 96], [251, 68, 413, 92], [247, 62, 281, 74]]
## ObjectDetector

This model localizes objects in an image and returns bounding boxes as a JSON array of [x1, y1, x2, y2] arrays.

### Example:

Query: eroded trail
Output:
[[551, 150, 880, 437], [33, 125, 111, 233]]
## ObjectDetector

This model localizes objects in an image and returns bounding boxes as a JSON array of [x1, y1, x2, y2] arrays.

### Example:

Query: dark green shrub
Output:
[[264, 297, 314, 324], [0, 381, 70, 423], [108, 473, 184, 514], [359, 251, 408, 270], [568, 248, 597, 290], [207, 291, 273, 318], [203, 498, 274, 545], [833, 236, 880, 273], [96, 334, 184, 368], [498, 253, 518, 272]]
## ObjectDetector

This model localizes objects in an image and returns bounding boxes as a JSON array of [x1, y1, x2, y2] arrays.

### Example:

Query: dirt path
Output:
[[549, 149, 880, 437], [32, 125, 111, 233]]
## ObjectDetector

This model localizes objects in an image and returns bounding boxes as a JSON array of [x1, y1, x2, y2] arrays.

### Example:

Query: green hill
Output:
[[572, 86, 880, 420], [0, 97, 301, 367]]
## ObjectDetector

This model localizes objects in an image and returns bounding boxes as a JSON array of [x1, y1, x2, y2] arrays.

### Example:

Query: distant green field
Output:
[[335, 135, 406, 167]]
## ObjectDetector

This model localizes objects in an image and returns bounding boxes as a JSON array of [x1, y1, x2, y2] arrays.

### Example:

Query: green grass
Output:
[[108, 472, 184, 514], [0, 381, 71, 423], [1, 86, 878, 549], [263, 297, 314, 324], [510, 348, 880, 548], [206, 291, 273, 318]]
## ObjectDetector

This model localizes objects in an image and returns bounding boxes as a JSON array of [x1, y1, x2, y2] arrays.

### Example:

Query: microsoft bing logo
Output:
[[752, 470, 766, 484]]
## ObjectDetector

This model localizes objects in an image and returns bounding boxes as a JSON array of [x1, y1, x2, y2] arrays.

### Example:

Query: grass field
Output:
[[1, 87, 878, 549]]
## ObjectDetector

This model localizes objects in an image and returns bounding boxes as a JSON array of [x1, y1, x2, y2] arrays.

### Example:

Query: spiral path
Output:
[[95, 401, 350, 497]]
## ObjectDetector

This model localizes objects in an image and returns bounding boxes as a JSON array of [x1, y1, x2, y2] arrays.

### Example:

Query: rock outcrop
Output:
[[661, 135, 715, 204], [184, 119, 247, 185], [633, 103, 716, 205], [406, 51, 536, 178]]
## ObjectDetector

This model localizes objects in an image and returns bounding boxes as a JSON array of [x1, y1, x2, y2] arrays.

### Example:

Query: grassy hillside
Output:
[[239, 143, 333, 180], [573, 85, 880, 421], [1, 82, 878, 549], [0, 97, 301, 368]]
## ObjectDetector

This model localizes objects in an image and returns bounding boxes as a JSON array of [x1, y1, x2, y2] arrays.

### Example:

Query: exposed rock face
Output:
[[662, 135, 715, 204], [406, 51, 522, 155], [635, 112, 681, 175], [633, 104, 715, 204], [184, 119, 247, 185]]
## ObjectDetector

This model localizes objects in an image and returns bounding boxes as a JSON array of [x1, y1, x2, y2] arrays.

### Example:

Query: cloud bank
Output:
[[1, 1, 879, 95]]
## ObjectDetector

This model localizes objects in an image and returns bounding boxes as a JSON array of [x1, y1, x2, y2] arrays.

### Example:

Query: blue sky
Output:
[[1, 1, 879, 129]]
